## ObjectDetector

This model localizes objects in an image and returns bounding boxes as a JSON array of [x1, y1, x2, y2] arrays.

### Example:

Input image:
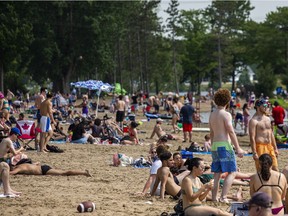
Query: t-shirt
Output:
[[68, 123, 85, 141], [272, 106, 286, 125], [180, 104, 195, 124], [150, 158, 162, 196], [91, 125, 104, 137], [131, 95, 138, 104]]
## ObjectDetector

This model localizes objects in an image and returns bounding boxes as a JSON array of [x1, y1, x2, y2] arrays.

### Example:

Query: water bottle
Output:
[[147, 117, 150, 122]]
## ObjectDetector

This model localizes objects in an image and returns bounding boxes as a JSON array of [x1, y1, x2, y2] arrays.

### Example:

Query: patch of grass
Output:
[[270, 97, 288, 109]]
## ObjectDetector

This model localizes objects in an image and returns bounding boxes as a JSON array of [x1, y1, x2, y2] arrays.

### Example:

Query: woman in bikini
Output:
[[250, 154, 287, 215], [181, 157, 231, 216], [121, 121, 140, 145]]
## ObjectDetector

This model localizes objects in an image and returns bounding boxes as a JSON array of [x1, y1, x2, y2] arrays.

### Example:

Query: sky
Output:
[[159, 0, 288, 23]]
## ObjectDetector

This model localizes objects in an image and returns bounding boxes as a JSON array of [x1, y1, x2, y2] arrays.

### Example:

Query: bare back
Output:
[[250, 170, 287, 211], [35, 94, 45, 109], [40, 99, 52, 117], [116, 100, 125, 111], [209, 108, 232, 142]]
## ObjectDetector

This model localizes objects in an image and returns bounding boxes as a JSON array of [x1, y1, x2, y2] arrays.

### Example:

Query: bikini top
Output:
[[256, 172, 283, 192]]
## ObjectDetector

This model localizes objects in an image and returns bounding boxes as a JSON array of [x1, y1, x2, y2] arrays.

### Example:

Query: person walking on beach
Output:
[[209, 88, 245, 203], [180, 99, 195, 143], [249, 99, 279, 171], [39, 92, 55, 153]]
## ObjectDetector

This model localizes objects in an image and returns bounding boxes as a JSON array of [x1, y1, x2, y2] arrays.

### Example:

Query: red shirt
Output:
[[272, 106, 286, 125]]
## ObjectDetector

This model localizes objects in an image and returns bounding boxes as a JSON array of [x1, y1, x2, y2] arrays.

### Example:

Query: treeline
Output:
[[0, 0, 287, 97]]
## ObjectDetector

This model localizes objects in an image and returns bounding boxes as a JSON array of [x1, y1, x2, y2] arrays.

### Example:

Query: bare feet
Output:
[[233, 186, 243, 202], [85, 170, 92, 177]]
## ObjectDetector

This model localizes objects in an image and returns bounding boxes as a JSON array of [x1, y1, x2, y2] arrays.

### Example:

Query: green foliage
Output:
[[255, 64, 277, 97]]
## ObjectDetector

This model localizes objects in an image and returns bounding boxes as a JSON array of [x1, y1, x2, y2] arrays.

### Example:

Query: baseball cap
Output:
[[244, 192, 273, 208], [156, 118, 163, 123], [10, 127, 22, 136], [255, 99, 268, 107]]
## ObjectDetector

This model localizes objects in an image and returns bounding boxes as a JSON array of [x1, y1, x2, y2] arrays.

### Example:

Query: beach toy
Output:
[[77, 201, 96, 213], [177, 123, 182, 128], [138, 121, 143, 125]]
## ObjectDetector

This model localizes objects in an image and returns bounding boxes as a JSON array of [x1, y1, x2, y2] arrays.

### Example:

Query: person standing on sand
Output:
[[115, 95, 126, 130], [249, 99, 279, 171], [180, 99, 195, 143], [39, 92, 56, 153], [34, 87, 47, 149], [209, 88, 245, 203]]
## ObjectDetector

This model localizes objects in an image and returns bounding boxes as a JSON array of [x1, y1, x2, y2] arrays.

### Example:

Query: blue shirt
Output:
[[180, 104, 194, 124]]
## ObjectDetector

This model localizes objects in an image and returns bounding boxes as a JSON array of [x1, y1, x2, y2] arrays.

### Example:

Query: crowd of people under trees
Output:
[[0, 86, 288, 215]]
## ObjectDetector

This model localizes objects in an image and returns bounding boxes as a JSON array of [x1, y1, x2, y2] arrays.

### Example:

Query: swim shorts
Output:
[[211, 141, 237, 173], [255, 143, 278, 171], [40, 116, 52, 133], [41, 165, 52, 175]]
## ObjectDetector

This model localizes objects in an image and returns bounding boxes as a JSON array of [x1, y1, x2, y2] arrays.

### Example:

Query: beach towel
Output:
[[133, 157, 151, 168], [49, 139, 66, 144]]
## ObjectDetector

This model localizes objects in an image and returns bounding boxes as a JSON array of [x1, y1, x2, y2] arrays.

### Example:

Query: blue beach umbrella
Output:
[[70, 80, 114, 116]]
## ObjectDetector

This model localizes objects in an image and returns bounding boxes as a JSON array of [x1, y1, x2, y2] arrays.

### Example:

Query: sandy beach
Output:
[[2, 101, 287, 216]]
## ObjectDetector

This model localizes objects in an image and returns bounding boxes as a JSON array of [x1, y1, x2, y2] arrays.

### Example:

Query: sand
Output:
[[2, 101, 287, 216]]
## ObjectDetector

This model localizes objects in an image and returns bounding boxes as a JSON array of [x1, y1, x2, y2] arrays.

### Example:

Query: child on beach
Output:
[[203, 134, 211, 152]]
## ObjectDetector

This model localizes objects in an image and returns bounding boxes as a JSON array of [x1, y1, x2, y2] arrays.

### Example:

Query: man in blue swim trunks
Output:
[[209, 88, 245, 203], [39, 92, 56, 153]]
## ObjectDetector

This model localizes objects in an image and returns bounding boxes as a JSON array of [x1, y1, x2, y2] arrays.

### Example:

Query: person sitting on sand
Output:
[[151, 151, 181, 200], [181, 157, 231, 216], [121, 121, 140, 145], [250, 153, 287, 215], [138, 145, 168, 196], [0, 128, 24, 163], [0, 161, 21, 197], [150, 118, 178, 141], [68, 117, 95, 144], [10, 162, 92, 177], [173, 152, 187, 174]]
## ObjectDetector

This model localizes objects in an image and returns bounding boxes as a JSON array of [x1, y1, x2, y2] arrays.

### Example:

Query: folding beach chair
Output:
[[16, 120, 37, 149]]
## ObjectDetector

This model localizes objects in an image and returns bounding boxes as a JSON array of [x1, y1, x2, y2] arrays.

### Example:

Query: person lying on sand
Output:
[[0, 162, 21, 197], [149, 118, 178, 140], [10, 162, 92, 177]]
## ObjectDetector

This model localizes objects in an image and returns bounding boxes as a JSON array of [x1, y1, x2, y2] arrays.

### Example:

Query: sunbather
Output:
[[10, 162, 92, 177], [150, 118, 178, 140]]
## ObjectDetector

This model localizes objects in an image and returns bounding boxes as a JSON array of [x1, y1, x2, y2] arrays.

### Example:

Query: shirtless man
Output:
[[151, 151, 181, 200], [249, 99, 279, 171], [209, 88, 245, 203], [0, 162, 21, 197], [115, 95, 126, 129], [34, 87, 46, 149], [10, 162, 92, 177], [39, 92, 55, 153], [0, 128, 24, 162], [150, 118, 177, 140]]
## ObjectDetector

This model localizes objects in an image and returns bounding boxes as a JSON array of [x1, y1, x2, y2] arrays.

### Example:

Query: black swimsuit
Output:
[[256, 172, 283, 192], [41, 165, 52, 175]]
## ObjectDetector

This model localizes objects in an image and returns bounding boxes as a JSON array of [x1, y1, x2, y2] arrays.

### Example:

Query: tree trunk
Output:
[[217, 34, 222, 88], [0, 62, 3, 92], [172, 38, 179, 94]]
